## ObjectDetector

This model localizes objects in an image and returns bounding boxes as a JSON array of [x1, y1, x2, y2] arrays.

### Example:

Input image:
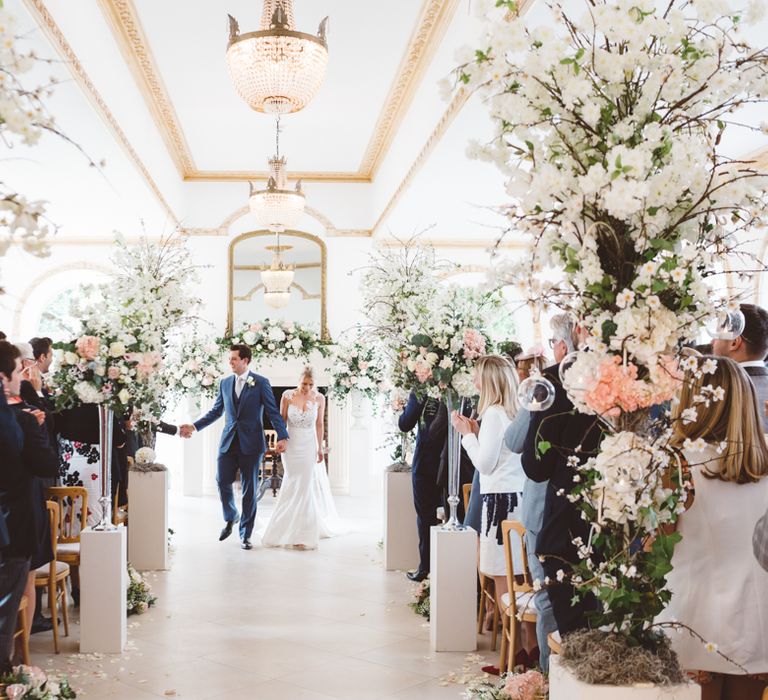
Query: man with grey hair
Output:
[[521, 313, 602, 641]]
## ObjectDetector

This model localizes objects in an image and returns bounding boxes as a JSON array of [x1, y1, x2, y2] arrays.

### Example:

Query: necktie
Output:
[[235, 376, 245, 398]]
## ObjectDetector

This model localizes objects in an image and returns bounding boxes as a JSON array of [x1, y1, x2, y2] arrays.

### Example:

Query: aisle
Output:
[[29, 491, 495, 699]]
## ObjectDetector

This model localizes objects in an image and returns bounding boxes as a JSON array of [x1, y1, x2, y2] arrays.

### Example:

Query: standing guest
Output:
[[452, 356, 524, 626], [18, 339, 56, 457], [179, 345, 288, 550], [660, 356, 768, 700], [398, 392, 445, 582], [521, 314, 602, 637], [711, 303, 768, 430], [0, 342, 58, 660]]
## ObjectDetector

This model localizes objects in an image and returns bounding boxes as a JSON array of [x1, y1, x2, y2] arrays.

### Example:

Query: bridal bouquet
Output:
[[458, 0, 768, 676], [329, 341, 385, 403], [0, 665, 77, 699], [224, 319, 330, 362]]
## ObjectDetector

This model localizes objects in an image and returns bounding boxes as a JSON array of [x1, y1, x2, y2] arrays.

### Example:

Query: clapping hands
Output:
[[451, 411, 479, 436]]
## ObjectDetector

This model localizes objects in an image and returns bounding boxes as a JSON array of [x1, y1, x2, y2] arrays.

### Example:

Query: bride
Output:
[[261, 366, 345, 549]]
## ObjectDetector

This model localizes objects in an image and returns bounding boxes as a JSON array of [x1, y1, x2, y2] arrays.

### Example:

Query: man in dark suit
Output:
[[180, 344, 288, 550], [521, 316, 602, 636], [19, 337, 56, 454], [712, 303, 768, 431], [398, 392, 446, 582]]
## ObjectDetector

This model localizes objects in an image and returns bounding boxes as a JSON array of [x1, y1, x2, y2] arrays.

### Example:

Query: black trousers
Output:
[[0, 556, 29, 665], [413, 468, 441, 573]]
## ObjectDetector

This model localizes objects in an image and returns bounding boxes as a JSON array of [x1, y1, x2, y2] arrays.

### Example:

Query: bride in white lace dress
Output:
[[261, 366, 345, 549]]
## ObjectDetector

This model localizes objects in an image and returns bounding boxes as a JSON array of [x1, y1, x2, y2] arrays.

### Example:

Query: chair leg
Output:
[[509, 615, 518, 671], [499, 613, 509, 674], [476, 578, 485, 635], [17, 605, 30, 665], [60, 580, 70, 637], [490, 598, 499, 652], [49, 580, 59, 653]]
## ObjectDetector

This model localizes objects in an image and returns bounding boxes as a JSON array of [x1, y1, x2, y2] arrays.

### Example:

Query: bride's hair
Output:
[[300, 365, 314, 383]]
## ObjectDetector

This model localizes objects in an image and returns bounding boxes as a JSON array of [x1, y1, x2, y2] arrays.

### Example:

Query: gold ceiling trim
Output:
[[234, 282, 320, 303], [96, 0, 459, 182], [21, 0, 180, 225], [377, 237, 526, 250]]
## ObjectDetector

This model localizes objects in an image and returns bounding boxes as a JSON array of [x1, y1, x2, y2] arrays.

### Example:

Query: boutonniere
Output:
[[246, 376, 255, 387]]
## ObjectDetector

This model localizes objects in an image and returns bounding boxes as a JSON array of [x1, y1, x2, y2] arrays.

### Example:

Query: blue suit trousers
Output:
[[217, 435, 263, 540]]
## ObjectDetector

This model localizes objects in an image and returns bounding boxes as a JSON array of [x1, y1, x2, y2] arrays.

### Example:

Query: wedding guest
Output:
[[661, 356, 768, 700], [712, 303, 768, 430], [399, 392, 445, 582], [0, 341, 58, 657], [19, 337, 56, 457], [452, 355, 524, 627], [521, 313, 602, 637], [514, 347, 547, 379], [754, 506, 768, 572]]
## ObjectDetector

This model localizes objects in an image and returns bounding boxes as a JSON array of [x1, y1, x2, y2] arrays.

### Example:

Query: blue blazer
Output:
[[194, 372, 289, 456]]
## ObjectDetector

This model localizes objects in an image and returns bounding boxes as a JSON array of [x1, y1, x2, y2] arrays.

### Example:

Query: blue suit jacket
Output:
[[193, 372, 288, 455]]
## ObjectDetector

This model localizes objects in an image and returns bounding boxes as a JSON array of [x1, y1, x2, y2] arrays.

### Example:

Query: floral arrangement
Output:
[[457, 0, 768, 677], [408, 575, 430, 619], [0, 666, 76, 699], [465, 670, 548, 700], [396, 286, 501, 400], [223, 319, 330, 362], [127, 563, 157, 615], [165, 327, 224, 402], [329, 340, 385, 403]]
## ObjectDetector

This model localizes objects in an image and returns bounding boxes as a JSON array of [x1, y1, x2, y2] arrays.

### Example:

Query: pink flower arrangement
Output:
[[125, 351, 162, 379], [502, 669, 548, 700], [462, 329, 486, 360], [75, 334, 100, 360]]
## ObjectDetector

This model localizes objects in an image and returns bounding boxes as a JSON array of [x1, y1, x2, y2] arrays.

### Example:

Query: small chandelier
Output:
[[249, 119, 305, 232], [261, 236, 294, 309], [226, 0, 329, 115]]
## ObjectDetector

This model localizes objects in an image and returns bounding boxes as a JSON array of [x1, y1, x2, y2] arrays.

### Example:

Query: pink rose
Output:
[[249, 324, 260, 332], [5, 684, 29, 700], [462, 329, 486, 361], [358, 361, 369, 371], [75, 335, 100, 360], [107, 366, 121, 379]]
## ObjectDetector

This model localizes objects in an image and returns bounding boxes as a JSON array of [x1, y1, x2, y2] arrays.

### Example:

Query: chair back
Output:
[[45, 500, 60, 561], [501, 519, 534, 596], [264, 429, 278, 450], [462, 483, 471, 514], [45, 486, 88, 542]]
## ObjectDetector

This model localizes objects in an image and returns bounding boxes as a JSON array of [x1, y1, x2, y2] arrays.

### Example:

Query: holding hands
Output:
[[451, 411, 479, 437], [179, 424, 195, 439]]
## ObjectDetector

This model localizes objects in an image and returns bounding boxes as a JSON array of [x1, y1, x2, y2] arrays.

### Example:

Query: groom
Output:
[[180, 344, 288, 550]]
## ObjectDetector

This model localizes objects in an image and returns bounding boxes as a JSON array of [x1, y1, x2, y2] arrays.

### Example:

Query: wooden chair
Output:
[[259, 430, 281, 498], [113, 459, 129, 526], [34, 501, 71, 653], [462, 483, 472, 513], [499, 519, 537, 673], [13, 595, 30, 665], [45, 486, 88, 571]]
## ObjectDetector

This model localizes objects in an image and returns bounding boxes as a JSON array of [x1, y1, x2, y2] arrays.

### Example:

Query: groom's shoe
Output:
[[241, 538, 252, 550], [406, 569, 428, 582], [219, 520, 236, 541]]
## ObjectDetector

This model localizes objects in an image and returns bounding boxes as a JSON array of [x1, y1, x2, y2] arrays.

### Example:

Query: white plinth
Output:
[[128, 470, 169, 570], [430, 527, 477, 652], [549, 656, 701, 699], [348, 426, 370, 498], [383, 471, 419, 571], [80, 527, 127, 653]]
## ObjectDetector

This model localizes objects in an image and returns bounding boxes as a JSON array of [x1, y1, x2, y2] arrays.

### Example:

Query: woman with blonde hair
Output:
[[452, 355, 524, 619], [660, 356, 768, 700]]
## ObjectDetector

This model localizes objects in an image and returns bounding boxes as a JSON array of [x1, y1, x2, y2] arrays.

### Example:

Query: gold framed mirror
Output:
[[227, 230, 328, 339]]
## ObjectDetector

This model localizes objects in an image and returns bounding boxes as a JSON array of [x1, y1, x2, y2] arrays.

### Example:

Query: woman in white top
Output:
[[452, 355, 525, 606], [660, 356, 768, 700]]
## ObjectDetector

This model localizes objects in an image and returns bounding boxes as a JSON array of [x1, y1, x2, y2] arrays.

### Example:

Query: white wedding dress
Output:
[[261, 391, 345, 549]]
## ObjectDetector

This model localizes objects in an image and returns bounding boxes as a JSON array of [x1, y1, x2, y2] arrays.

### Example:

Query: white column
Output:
[[430, 527, 477, 652], [80, 527, 127, 653], [383, 470, 419, 571], [128, 471, 169, 570]]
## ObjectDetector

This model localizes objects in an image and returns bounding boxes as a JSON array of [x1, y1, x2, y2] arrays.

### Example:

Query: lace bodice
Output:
[[284, 390, 320, 430]]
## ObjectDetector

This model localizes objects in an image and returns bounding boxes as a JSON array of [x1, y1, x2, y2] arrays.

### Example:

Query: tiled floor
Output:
[[29, 491, 496, 699]]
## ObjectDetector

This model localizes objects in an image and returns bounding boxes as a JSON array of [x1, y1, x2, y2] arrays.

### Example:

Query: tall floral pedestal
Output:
[[128, 470, 169, 570], [549, 656, 701, 699], [430, 526, 476, 652], [80, 527, 127, 653], [383, 470, 419, 571]]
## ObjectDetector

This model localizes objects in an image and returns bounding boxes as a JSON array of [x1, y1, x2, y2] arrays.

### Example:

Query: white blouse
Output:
[[461, 405, 526, 495]]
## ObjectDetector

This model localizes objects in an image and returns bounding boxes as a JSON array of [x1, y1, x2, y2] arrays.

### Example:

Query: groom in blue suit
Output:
[[180, 344, 288, 549]]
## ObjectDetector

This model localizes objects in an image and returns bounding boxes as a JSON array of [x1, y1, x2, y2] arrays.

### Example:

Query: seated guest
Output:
[[0, 342, 58, 659], [452, 356, 524, 627], [712, 303, 768, 430], [659, 356, 768, 700], [521, 314, 602, 637], [398, 392, 445, 582]]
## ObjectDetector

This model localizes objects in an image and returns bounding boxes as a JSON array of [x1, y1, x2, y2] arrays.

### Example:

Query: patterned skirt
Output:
[[58, 438, 103, 530]]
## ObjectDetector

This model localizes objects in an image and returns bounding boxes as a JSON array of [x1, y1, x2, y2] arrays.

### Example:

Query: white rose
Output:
[[109, 342, 126, 358], [64, 351, 78, 365], [181, 375, 196, 388], [242, 331, 257, 345], [94, 364, 106, 377], [118, 388, 131, 404], [202, 375, 214, 386]]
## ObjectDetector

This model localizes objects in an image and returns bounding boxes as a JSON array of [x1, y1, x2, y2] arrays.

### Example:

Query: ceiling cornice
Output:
[[21, 0, 181, 225], [95, 0, 461, 183]]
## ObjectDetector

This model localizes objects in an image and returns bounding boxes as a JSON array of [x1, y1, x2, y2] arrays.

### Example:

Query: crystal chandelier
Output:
[[249, 118, 305, 232], [261, 237, 294, 309], [226, 0, 329, 115]]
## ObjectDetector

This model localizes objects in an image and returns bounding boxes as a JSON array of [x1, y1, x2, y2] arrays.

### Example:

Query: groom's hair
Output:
[[230, 344, 252, 362]]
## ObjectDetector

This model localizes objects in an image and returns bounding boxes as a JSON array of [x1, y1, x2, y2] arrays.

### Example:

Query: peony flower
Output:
[[107, 366, 121, 380], [75, 335, 100, 360], [108, 341, 126, 358]]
